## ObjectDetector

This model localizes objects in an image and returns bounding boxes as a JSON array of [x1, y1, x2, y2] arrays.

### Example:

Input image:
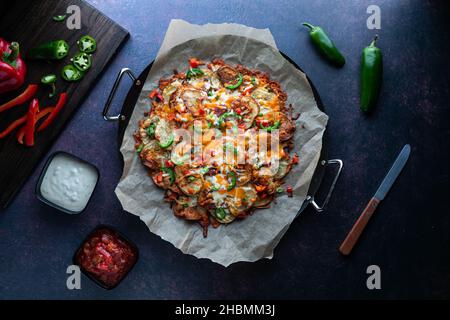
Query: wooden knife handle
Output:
[[339, 197, 380, 255]]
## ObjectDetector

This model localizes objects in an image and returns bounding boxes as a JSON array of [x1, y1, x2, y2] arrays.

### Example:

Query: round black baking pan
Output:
[[115, 52, 328, 214]]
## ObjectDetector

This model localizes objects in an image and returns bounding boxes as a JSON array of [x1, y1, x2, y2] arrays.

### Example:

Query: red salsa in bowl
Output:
[[74, 226, 138, 289]]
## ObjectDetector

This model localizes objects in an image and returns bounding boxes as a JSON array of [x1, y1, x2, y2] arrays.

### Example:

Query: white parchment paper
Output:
[[115, 20, 328, 266]]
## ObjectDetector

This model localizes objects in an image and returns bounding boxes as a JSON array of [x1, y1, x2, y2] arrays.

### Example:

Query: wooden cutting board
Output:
[[0, 0, 129, 208]]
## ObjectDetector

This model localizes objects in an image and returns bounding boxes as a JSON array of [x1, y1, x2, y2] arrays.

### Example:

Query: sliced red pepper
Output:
[[256, 119, 269, 127], [0, 115, 26, 138], [16, 126, 24, 144], [155, 172, 163, 183], [286, 185, 293, 197], [0, 84, 38, 113], [16, 107, 54, 144], [24, 99, 39, 146], [242, 87, 254, 96], [164, 160, 174, 168], [149, 89, 164, 102], [149, 89, 158, 99], [189, 58, 201, 68], [37, 92, 67, 132], [167, 112, 175, 121], [255, 185, 267, 193], [291, 153, 299, 165]]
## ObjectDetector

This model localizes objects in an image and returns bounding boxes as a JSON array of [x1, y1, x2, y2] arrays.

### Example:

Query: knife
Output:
[[339, 144, 411, 255]]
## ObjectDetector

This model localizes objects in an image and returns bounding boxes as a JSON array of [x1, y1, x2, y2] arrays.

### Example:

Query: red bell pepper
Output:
[[0, 115, 27, 139], [149, 89, 158, 99], [0, 39, 27, 94], [286, 185, 293, 197], [24, 99, 39, 146], [0, 84, 38, 113], [16, 107, 54, 144], [37, 92, 67, 131], [242, 86, 255, 96], [164, 160, 174, 168], [189, 58, 200, 68], [149, 89, 163, 102]]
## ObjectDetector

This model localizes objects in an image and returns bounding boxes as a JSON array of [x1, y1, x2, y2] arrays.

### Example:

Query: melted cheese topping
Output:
[[137, 60, 296, 229]]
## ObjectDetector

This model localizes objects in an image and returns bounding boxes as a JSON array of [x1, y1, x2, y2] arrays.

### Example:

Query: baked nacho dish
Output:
[[134, 58, 299, 237]]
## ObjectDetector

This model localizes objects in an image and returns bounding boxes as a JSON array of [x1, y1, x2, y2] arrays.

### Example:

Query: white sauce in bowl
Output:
[[39, 153, 99, 213]]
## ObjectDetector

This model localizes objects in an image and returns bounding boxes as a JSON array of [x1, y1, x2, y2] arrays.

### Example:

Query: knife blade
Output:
[[339, 144, 411, 255], [374, 144, 411, 201]]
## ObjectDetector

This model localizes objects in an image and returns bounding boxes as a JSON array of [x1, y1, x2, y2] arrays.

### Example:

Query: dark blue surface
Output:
[[1, 0, 449, 299]]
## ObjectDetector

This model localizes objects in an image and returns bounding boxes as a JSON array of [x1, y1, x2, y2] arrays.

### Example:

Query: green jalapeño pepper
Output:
[[77, 35, 97, 53], [61, 65, 84, 82], [52, 15, 66, 22], [186, 68, 204, 79], [227, 171, 237, 191], [162, 167, 175, 185], [158, 133, 174, 148], [259, 120, 280, 132], [214, 207, 226, 220], [71, 52, 92, 72], [218, 111, 241, 127], [360, 35, 382, 113], [28, 40, 69, 60], [146, 123, 156, 137], [226, 74, 243, 90], [302, 22, 345, 67], [223, 143, 238, 156], [41, 74, 57, 98]]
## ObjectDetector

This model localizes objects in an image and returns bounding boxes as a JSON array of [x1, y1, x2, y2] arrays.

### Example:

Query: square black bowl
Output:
[[73, 224, 139, 290], [35, 151, 100, 214]]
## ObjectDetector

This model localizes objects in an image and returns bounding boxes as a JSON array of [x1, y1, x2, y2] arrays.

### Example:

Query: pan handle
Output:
[[102, 68, 141, 121], [307, 159, 343, 212]]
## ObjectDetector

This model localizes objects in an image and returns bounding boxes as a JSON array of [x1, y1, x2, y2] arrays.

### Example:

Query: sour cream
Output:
[[38, 153, 99, 213]]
